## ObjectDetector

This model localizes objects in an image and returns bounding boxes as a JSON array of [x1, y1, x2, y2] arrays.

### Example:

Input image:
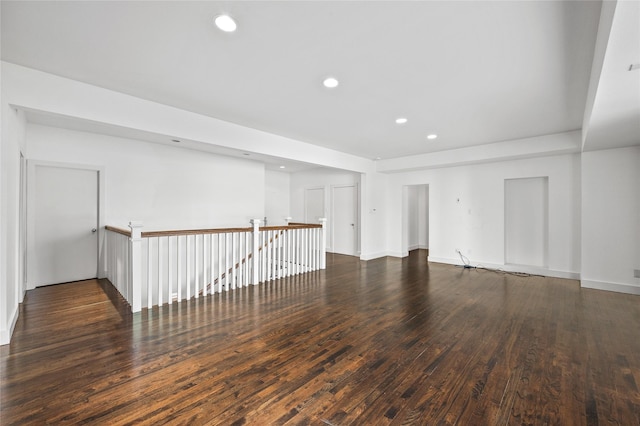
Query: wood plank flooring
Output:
[[2, 251, 639, 425]]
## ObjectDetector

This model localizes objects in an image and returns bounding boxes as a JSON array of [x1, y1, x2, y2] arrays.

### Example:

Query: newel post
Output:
[[250, 219, 261, 285], [319, 218, 327, 269], [128, 221, 143, 313]]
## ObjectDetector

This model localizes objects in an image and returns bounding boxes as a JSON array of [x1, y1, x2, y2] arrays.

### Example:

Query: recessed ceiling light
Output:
[[323, 77, 339, 88], [427, 134, 438, 140], [279, 165, 286, 169], [214, 14, 237, 32], [395, 118, 408, 125]]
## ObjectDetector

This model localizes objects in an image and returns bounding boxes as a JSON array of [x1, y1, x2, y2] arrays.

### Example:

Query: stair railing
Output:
[[104, 218, 326, 312]]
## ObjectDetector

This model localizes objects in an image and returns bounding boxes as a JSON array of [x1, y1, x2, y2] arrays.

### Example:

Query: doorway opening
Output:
[[402, 184, 429, 258]]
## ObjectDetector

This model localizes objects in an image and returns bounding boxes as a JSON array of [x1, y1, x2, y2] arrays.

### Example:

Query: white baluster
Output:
[[147, 238, 152, 309], [158, 237, 163, 306], [231, 232, 237, 289], [168, 236, 173, 304], [201, 233, 206, 296], [217, 233, 222, 293], [210, 234, 214, 295], [224, 233, 230, 290], [177, 235, 182, 302], [186, 235, 191, 300], [250, 219, 260, 285]]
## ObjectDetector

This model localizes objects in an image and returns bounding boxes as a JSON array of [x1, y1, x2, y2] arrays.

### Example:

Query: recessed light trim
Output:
[[427, 134, 438, 140], [323, 77, 339, 88], [279, 165, 286, 169], [214, 14, 237, 32], [395, 118, 408, 125]]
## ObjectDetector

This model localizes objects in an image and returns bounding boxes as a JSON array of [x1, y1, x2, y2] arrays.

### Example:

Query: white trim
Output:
[[26, 160, 106, 289], [581, 280, 640, 295], [360, 251, 388, 261], [0, 305, 19, 346], [428, 256, 580, 280], [388, 251, 407, 258]]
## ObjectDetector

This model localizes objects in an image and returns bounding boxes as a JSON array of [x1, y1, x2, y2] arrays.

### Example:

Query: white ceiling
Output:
[[583, 0, 640, 152], [0, 1, 612, 161]]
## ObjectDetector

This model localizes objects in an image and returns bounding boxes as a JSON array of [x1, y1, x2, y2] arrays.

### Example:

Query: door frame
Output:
[[26, 160, 106, 289], [331, 183, 359, 256]]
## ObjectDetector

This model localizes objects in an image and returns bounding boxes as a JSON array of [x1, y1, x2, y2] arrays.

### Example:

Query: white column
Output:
[[250, 219, 261, 285], [319, 218, 327, 270], [128, 221, 143, 313]]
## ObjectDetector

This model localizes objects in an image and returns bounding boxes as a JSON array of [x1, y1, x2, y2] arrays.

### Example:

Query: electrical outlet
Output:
[[635, 269, 640, 278]]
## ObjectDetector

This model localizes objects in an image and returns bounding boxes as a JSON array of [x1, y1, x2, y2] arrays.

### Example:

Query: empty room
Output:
[[1, 1, 639, 424]]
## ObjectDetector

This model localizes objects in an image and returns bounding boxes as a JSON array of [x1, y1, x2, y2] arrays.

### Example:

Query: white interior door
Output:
[[332, 185, 357, 255], [28, 164, 99, 287]]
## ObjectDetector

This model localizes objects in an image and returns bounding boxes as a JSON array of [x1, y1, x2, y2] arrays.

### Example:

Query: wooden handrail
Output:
[[288, 222, 322, 228], [105, 226, 132, 237], [142, 227, 252, 238], [106, 223, 322, 238]]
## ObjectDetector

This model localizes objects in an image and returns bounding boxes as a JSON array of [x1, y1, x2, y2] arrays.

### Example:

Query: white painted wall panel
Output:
[[582, 147, 640, 292], [265, 170, 290, 226], [505, 177, 548, 267]]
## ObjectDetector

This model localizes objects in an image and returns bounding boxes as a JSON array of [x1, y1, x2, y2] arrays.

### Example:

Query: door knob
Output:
[[91, 228, 97, 233]]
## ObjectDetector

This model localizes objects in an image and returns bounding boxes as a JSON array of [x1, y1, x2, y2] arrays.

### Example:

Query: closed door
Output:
[[332, 185, 357, 255], [29, 165, 99, 287]]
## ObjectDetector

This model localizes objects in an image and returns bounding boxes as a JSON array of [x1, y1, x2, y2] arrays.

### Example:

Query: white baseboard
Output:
[[427, 257, 580, 280], [387, 251, 407, 258], [581, 279, 640, 295], [0, 304, 19, 346], [360, 251, 388, 261]]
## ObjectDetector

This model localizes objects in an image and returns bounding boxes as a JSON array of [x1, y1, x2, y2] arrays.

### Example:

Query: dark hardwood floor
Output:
[[2, 251, 639, 425]]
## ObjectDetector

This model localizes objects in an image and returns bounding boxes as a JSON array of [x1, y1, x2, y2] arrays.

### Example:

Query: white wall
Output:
[[418, 185, 429, 249], [290, 168, 359, 252], [27, 124, 265, 229], [1, 105, 27, 345], [360, 171, 388, 260], [385, 154, 581, 278], [582, 146, 640, 294], [264, 170, 290, 226]]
